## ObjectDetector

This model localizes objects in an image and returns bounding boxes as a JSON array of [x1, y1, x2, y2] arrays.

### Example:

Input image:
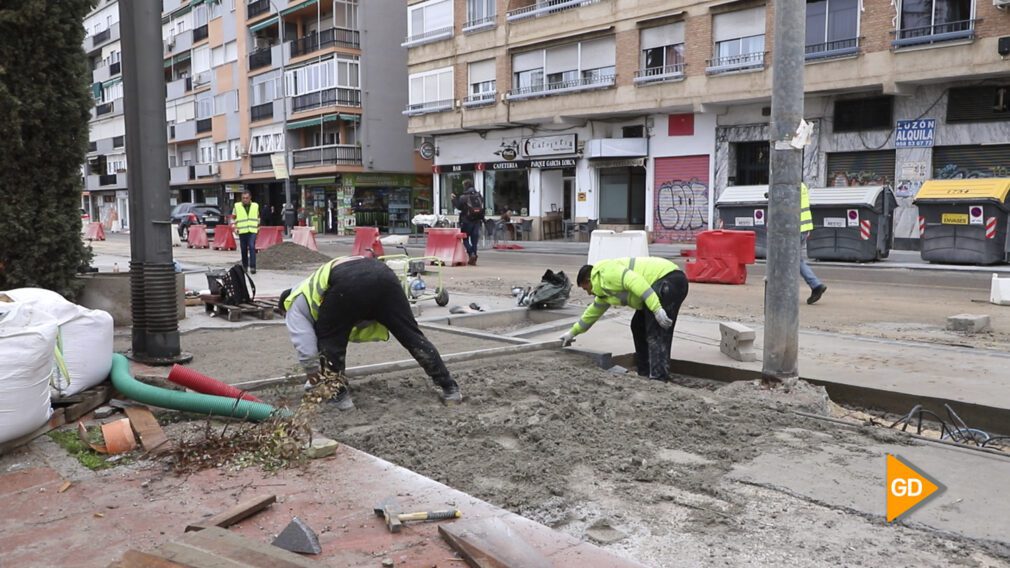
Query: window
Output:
[[251, 74, 280, 105], [465, 0, 495, 29], [198, 139, 214, 164], [216, 142, 229, 161], [212, 43, 237, 68], [194, 5, 209, 28], [196, 94, 214, 119], [406, 67, 453, 114], [833, 96, 893, 132], [806, 0, 859, 58], [214, 90, 238, 115], [638, 23, 685, 80], [466, 59, 496, 105], [334, 0, 358, 29], [733, 142, 769, 185], [599, 167, 646, 225], [311, 126, 340, 147], [336, 58, 360, 88], [102, 81, 123, 102], [250, 125, 284, 154], [230, 139, 241, 159], [406, 0, 452, 45], [285, 57, 359, 97], [709, 7, 766, 73], [106, 154, 127, 175], [192, 45, 211, 74], [895, 0, 974, 47], [510, 37, 615, 98]]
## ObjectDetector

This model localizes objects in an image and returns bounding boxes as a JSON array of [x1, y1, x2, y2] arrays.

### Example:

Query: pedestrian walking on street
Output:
[[282, 202, 296, 237], [234, 190, 260, 274], [560, 257, 689, 382], [800, 183, 827, 304], [451, 179, 484, 266], [278, 256, 462, 409]]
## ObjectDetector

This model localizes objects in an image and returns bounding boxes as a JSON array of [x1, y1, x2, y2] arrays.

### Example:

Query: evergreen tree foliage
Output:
[[0, 0, 95, 298]]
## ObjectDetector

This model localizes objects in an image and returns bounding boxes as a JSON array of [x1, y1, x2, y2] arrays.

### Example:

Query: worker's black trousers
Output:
[[630, 270, 690, 381], [315, 258, 453, 388]]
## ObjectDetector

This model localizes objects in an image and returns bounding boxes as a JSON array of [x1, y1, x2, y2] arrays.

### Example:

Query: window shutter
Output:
[[545, 44, 578, 74], [469, 59, 495, 84], [513, 50, 544, 72], [713, 7, 766, 42], [579, 37, 615, 68], [641, 23, 684, 50]]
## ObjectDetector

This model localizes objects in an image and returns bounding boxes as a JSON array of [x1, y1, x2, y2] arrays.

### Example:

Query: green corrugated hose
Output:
[[110, 353, 281, 422]]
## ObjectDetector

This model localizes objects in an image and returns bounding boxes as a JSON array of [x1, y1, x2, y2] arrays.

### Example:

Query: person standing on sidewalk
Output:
[[278, 256, 462, 410], [234, 191, 260, 274], [451, 179, 484, 266], [801, 183, 827, 304], [560, 257, 689, 382]]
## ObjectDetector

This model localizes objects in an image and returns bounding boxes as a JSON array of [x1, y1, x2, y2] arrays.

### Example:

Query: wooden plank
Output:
[[161, 526, 319, 568], [123, 406, 171, 455], [185, 495, 277, 533], [110, 549, 193, 568], [439, 519, 551, 568], [55, 384, 113, 423]]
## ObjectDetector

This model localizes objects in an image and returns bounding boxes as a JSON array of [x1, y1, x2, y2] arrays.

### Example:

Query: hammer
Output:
[[373, 498, 461, 533]]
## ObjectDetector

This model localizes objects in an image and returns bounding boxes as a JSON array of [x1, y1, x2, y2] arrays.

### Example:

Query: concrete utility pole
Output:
[[120, 0, 191, 364], [762, 0, 806, 384]]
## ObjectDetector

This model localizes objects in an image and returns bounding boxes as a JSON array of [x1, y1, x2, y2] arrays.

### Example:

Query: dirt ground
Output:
[[243, 351, 1008, 567]]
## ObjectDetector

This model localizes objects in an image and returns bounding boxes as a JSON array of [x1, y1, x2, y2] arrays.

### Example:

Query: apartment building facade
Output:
[[84, 0, 431, 235], [404, 0, 1010, 246]]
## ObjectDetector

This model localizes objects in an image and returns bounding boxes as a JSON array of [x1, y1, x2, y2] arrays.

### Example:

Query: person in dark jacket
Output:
[[451, 179, 484, 265]]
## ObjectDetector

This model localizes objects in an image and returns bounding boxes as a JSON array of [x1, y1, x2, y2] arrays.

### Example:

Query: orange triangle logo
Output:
[[886, 454, 944, 522]]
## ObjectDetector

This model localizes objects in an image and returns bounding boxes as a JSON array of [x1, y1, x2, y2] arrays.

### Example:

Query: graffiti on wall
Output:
[[934, 164, 1010, 179], [654, 178, 708, 242], [829, 170, 892, 189]]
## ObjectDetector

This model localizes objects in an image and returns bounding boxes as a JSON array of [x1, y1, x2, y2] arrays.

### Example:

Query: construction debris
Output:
[[271, 517, 321, 555], [720, 321, 757, 362], [185, 495, 277, 533]]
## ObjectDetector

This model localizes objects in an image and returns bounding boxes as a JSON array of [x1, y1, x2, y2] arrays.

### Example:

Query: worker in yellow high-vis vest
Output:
[[800, 183, 827, 304], [234, 190, 260, 274]]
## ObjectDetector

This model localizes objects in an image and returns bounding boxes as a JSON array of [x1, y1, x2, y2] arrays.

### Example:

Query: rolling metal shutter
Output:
[[826, 150, 895, 186], [932, 145, 1010, 179]]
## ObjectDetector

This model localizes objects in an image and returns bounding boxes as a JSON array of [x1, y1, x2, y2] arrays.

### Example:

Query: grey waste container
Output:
[[913, 178, 1010, 265], [806, 186, 896, 262], [715, 185, 769, 258]]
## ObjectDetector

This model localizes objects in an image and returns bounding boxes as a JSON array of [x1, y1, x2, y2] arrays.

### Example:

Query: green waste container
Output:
[[715, 185, 768, 258], [807, 186, 896, 262]]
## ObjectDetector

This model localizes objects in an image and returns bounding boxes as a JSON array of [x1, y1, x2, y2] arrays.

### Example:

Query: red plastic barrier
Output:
[[695, 230, 756, 264], [681, 229, 756, 285], [684, 257, 748, 285], [292, 226, 318, 251], [186, 224, 210, 248], [254, 226, 284, 251], [167, 364, 263, 402], [84, 222, 105, 241], [351, 227, 384, 258], [424, 227, 468, 266], [211, 224, 236, 251]]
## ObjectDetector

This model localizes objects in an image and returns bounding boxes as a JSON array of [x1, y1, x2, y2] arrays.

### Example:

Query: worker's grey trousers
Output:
[[630, 270, 690, 381]]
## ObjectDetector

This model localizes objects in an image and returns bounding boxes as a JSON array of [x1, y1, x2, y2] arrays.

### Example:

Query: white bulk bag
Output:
[[0, 302, 56, 444], [3, 288, 114, 396]]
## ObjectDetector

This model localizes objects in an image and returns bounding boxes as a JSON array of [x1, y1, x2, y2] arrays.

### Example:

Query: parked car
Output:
[[170, 203, 222, 240], [80, 208, 90, 224]]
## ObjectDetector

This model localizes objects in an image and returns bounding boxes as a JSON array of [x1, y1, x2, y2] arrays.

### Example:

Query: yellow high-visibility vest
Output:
[[234, 202, 260, 235], [800, 183, 814, 234], [283, 258, 390, 342]]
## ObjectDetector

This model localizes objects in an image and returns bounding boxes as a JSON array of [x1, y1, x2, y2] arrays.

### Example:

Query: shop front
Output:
[[299, 174, 432, 235]]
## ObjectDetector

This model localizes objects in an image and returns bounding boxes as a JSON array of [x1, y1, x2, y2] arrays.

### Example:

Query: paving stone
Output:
[[946, 313, 991, 333]]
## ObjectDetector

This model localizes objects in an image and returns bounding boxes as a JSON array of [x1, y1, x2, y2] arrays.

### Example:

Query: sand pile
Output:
[[256, 242, 331, 269]]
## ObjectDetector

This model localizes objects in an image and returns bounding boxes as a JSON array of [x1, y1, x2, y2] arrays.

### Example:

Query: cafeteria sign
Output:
[[895, 119, 935, 148]]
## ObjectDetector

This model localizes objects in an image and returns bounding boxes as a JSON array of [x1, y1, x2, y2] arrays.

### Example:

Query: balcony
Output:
[[173, 120, 198, 141], [633, 63, 685, 85], [706, 52, 765, 75], [403, 99, 453, 116], [193, 24, 209, 43], [250, 101, 274, 122], [196, 118, 212, 133], [166, 76, 190, 100], [290, 28, 360, 57], [91, 28, 111, 47], [99, 173, 118, 186], [109, 61, 121, 76], [806, 37, 860, 60], [250, 154, 273, 172], [402, 26, 453, 48], [249, 47, 272, 71], [892, 19, 976, 49], [170, 165, 195, 184], [291, 88, 361, 113], [462, 91, 497, 108], [292, 144, 362, 168], [247, 0, 270, 19], [506, 0, 601, 23], [462, 15, 496, 34], [507, 73, 615, 101], [112, 135, 124, 148], [95, 102, 114, 116]]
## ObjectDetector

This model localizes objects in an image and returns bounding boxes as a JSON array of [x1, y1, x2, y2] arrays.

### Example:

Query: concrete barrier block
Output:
[[946, 314, 991, 333], [720, 322, 757, 362]]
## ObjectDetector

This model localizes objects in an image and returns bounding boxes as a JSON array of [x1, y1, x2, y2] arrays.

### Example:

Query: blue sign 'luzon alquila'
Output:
[[895, 119, 936, 148]]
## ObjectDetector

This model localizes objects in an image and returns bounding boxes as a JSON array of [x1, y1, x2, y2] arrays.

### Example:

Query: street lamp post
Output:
[[267, 0, 293, 210]]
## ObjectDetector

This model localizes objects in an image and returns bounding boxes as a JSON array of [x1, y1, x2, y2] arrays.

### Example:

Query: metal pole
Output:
[[762, 0, 806, 384], [120, 0, 191, 364], [273, 1, 293, 209]]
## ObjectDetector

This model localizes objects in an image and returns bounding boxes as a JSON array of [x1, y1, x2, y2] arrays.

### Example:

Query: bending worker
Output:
[[278, 256, 462, 409], [561, 257, 689, 382]]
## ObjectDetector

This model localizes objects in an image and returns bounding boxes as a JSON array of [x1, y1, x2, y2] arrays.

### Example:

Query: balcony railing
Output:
[[95, 102, 114, 116], [633, 63, 685, 85], [196, 118, 212, 133], [291, 88, 362, 113], [112, 135, 124, 148], [250, 154, 273, 172], [290, 27, 360, 57], [249, 47, 272, 70], [99, 174, 118, 186], [402, 26, 453, 47], [705, 51, 766, 74], [109, 61, 121, 76], [192, 24, 209, 42], [462, 91, 497, 108], [247, 0, 270, 19], [92, 28, 111, 45], [892, 19, 976, 48], [507, 0, 601, 22], [806, 37, 860, 60], [292, 144, 362, 168], [250, 101, 274, 122], [463, 15, 496, 32], [507, 73, 615, 101], [403, 99, 453, 115]]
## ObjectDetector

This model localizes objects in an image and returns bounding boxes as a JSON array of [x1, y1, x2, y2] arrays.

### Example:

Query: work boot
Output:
[[328, 386, 354, 411], [440, 379, 463, 405], [467, 254, 477, 266], [250, 267, 257, 274], [807, 285, 827, 305]]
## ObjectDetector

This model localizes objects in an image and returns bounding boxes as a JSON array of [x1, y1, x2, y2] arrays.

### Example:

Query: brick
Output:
[[946, 314, 991, 334]]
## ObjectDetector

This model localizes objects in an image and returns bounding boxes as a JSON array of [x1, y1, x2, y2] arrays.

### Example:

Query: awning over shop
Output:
[[286, 115, 339, 130], [339, 113, 360, 122], [914, 178, 1010, 204], [281, 0, 318, 16], [297, 176, 337, 186], [249, 15, 279, 32]]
